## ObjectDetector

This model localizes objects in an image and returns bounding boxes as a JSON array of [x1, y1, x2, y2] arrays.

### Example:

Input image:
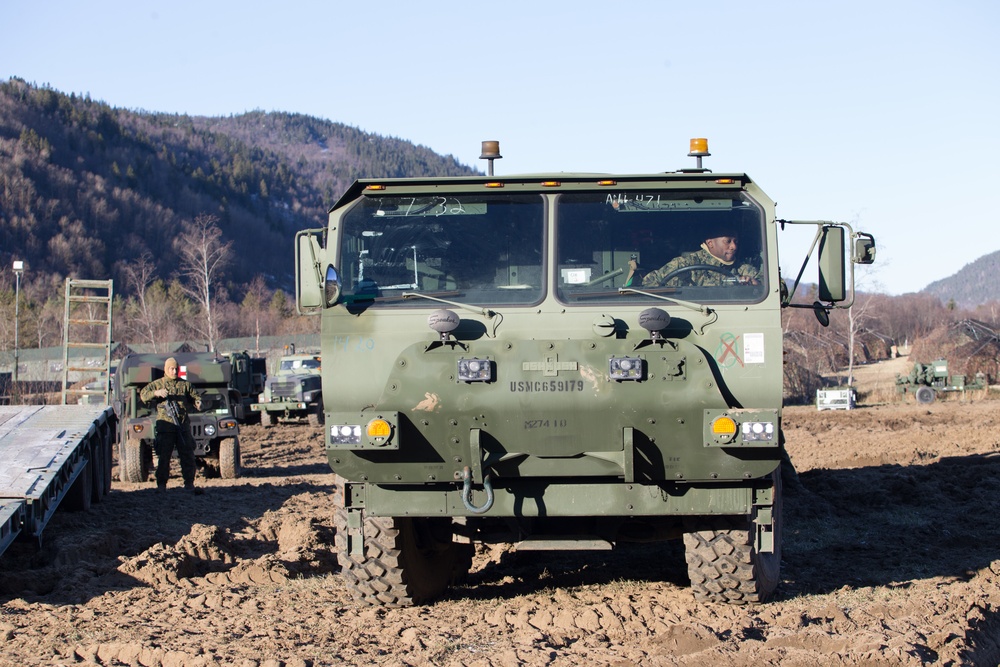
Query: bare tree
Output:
[[175, 214, 231, 352], [120, 252, 162, 351], [240, 275, 275, 354]]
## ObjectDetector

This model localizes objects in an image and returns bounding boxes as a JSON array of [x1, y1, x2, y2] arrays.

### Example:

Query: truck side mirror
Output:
[[854, 233, 876, 265], [817, 225, 846, 302], [295, 230, 325, 312]]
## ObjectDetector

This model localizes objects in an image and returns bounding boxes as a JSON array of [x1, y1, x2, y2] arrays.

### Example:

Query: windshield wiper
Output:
[[402, 291, 499, 319], [617, 287, 717, 334]]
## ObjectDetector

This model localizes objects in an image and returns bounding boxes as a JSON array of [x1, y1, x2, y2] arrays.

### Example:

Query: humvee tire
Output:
[[260, 410, 274, 428], [307, 405, 324, 427], [122, 437, 150, 483], [219, 437, 241, 479], [334, 479, 469, 606], [915, 386, 936, 404], [683, 471, 782, 604]]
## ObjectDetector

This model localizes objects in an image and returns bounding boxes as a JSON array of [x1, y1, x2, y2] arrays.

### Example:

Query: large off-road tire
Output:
[[259, 410, 274, 428], [334, 478, 468, 606], [915, 386, 936, 404], [307, 405, 324, 427], [219, 437, 241, 479], [683, 470, 782, 604], [121, 437, 150, 483]]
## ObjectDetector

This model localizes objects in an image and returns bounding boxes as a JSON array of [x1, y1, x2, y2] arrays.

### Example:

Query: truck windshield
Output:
[[555, 191, 767, 304], [338, 193, 545, 306]]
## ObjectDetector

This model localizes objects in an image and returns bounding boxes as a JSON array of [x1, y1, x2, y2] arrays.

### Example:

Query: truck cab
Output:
[[297, 139, 875, 606]]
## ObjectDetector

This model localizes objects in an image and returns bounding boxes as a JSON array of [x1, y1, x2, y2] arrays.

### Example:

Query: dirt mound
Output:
[[2, 406, 1000, 666]]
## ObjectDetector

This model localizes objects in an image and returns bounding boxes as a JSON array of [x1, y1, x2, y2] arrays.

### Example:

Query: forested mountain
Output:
[[923, 250, 1000, 310], [0, 78, 478, 296]]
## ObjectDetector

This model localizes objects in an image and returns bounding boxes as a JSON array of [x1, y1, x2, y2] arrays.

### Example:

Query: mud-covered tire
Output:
[[683, 470, 782, 604], [219, 437, 241, 479], [259, 410, 274, 428], [334, 478, 466, 606], [122, 438, 150, 483], [307, 405, 324, 427], [915, 386, 936, 404]]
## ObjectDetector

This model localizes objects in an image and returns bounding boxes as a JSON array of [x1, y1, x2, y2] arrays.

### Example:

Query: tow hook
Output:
[[461, 466, 494, 514]]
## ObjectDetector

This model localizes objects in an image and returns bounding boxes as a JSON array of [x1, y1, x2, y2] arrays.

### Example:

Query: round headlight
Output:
[[204, 424, 216, 436]]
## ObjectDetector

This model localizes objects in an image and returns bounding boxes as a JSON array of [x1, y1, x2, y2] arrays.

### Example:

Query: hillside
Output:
[[923, 249, 1000, 309], [0, 78, 478, 296]]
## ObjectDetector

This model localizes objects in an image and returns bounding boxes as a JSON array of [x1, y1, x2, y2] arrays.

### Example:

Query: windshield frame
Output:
[[334, 192, 547, 309], [552, 189, 769, 306]]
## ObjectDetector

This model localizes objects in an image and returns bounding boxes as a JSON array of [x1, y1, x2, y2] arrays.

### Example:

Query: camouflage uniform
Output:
[[641, 247, 759, 287], [140, 376, 201, 487]]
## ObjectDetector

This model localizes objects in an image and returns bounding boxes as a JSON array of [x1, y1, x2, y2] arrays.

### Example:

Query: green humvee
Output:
[[250, 353, 323, 427], [112, 352, 242, 481], [295, 139, 876, 606]]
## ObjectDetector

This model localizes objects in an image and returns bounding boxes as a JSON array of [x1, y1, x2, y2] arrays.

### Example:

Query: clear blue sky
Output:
[[3, 0, 998, 296]]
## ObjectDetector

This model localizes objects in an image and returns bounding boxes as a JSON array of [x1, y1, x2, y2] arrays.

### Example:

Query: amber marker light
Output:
[[365, 184, 387, 191], [689, 138, 710, 156], [597, 180, 617, 186], [484, 182, 504, 188], [367, 418, 392, 438], [541, 181, 561, 187], [711, 416, 737, 437], [715, 178, 735, 184]]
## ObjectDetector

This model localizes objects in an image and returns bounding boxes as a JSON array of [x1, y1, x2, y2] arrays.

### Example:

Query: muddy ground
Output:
[[2, 358, 1000, 666]]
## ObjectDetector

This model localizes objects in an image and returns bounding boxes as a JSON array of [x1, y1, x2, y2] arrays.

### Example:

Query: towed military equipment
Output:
[[112, 352, 242, 481], [896, 358, 986, 404], [250, 353, 323, 427], [295, 138, 876, 606]]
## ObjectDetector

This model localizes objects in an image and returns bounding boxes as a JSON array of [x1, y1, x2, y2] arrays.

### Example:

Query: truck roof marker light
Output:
[[715, 178, 735, 185], [597, 180, 617, 186], [484, 181, 504, 188], [688, 138, 711, 170], [480, 140, 502, 176], [365, 184, 387, 191], [541, 181, 561, 187]]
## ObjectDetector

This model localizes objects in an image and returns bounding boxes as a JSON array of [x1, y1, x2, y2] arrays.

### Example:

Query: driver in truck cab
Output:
[[625, 225, 760, 288]]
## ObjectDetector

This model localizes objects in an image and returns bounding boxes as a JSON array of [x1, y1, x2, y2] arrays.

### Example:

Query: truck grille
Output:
[[269, 380, 302, 400]]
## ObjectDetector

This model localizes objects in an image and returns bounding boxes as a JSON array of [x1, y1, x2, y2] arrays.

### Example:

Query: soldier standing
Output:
[[140, 357, 203, 493]]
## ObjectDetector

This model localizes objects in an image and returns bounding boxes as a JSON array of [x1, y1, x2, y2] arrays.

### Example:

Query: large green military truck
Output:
[[226, 351, 267, 423], [250, 352, 323, 426], [295, 139, 876, 606], [112, 352, 242, 481]]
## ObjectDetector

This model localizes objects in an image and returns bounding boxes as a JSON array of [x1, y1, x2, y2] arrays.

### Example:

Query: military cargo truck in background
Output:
[[226, 351, 267, 423], [112, 352, 242, 481], [250, 353, 323, 427], [295, 138, 876, 606]]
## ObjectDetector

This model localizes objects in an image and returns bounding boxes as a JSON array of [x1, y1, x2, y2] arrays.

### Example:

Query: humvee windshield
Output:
[[336, 190, 766, 307]]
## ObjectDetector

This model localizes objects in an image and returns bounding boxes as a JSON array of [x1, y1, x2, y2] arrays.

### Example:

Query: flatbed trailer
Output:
[[0, 405, 116, 560]]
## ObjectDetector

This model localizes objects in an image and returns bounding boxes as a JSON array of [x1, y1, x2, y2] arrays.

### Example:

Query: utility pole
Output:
[[12, 260, 23, 403]]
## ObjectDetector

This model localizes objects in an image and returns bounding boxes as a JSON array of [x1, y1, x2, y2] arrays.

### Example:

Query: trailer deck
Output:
[[0, 405, 115, 560]]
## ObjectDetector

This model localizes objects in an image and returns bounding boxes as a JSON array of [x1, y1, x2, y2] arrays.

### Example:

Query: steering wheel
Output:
[[656, 263, 731, 286]]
